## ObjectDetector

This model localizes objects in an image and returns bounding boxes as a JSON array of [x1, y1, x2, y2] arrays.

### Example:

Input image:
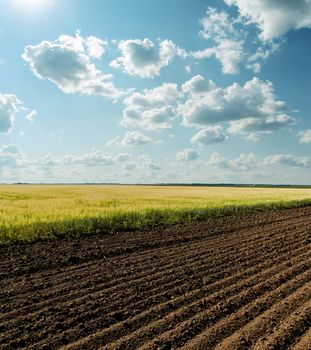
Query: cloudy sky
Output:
[[0, 0, 311, 184]]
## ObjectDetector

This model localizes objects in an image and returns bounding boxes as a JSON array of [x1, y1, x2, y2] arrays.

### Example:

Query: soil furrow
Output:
[[184, 275, 311, 349], [2, 211, 305, 302], [2, 206, 309, 280], [290, 328, 311, 350], [3, 231, 307, 348], [3, 220, 310, 344], [253, 301, 311, 349], [108, 257, 310, 350], [60, 250, 310, 350], [20, 246, 310, 350], [0, 206, 310, 350], [2, 217, 306, 323], [1, 212, 307, 314]]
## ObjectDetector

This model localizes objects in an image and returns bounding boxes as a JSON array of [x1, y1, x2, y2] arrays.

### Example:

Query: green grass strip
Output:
[[1, 198, 311, 245]]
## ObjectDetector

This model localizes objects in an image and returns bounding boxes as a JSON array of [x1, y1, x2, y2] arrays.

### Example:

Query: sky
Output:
[[0, 0, 311, 184]]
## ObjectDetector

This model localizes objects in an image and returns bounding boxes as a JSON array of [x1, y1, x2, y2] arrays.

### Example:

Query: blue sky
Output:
[[0, 0, 310, 184]]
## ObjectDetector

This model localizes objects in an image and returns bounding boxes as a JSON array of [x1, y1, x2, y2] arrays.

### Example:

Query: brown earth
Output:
[[0, 206, 311, 350]]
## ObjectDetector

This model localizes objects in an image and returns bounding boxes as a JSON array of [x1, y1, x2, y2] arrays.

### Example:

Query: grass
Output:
[[1, 184, 311, 244]]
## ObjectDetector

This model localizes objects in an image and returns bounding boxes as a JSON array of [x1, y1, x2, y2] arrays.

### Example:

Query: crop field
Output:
[[1, 185, 311, 349], [1, 184, 311, 243], [1, 206, 311, 349]]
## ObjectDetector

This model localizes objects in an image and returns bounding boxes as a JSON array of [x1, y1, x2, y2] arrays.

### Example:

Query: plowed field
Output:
[[1, 206, 310, 349]]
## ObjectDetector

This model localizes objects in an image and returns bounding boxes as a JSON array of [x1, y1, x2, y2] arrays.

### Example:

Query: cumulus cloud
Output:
[[139, 154, 161, 171], [0, 94, 22, 133], [110, 38, 179, 78], [61, 149, 115, 166], [22, 32, 122, 99], [200, 7, 238, 40], [264, 154, 311, 168], [207, 152, 259, 171], [229, 153, 259, 171], [121, 83, 179, 130], [179, 76, 293, 139], [0, 146, 140, 179], [192, 40, 244, 75], [228, 114, 295, 140], [191, 7, 244, 74], [192, 7, 286, 73], [298, 129, 311, 143], [85, 36, 107, 58], [207, 152, 230, 169], [107, 131, 152, 147], [202, 152, 311, 180], [191, 125, 227, 145], [176, 149, 200, 161], [181, 75, 216, 97], [224, 0, 311, 41], [0, 144, 27, 168], [33, 150, 116, 168]]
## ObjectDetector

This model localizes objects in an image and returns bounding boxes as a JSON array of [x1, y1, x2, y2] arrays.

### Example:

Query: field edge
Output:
[[1, 198, 311, 245]]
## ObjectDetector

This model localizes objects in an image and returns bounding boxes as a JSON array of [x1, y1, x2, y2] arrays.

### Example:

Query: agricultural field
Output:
[[1, 185, 311, 349], [0, 205, 310, 349], [1, 184, 311, 243]]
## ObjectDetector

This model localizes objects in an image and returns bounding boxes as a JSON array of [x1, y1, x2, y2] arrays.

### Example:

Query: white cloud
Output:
[[85, 36, 107, 59], [107, 131, 152, 147], [121, 83, 179, 130], [298, 129, 311, 143], [193, 7, 286, 73], [124, 83, 179, 108], [25, 109, 38, 122], [139, 154, 161, 171], [207, 153, 311, 171], [224, 0, 311, 41], [229, 153, 259, 171], [50, 150, 134, 168], [246, 42, 280, 72], [34, 150, 133, 168], [22, 32, 122, 99], [179, 76, 291, 136], [0, 146, 138, 177], [122, 106, 176, 131], [200, 7, 238, 40], [110, 38, 178, 78], [191, 7, 244, 74], [176, 149, 200, 161], [61, 149, 115, 166], [181, 74, 216, 97], [0, 144, 27, 168], [121, 75, 294, 141], [192, 39, 244, 75], [114, 153, 132, 162], [191, 125, 227, 145], [228, 114, 295, 140], [207, 152, 259, 170], [207, 152, 229, 169], [1, 144, 20, 154], [264, 154, 311, 168], [0, 94, 22, 133]]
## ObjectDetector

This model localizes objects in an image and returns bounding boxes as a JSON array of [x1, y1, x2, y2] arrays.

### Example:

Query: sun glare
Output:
[[11, 0, 53, 13]]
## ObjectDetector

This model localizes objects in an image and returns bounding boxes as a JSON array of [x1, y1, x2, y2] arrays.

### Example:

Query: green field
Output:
[[1, 184, 311, 244]]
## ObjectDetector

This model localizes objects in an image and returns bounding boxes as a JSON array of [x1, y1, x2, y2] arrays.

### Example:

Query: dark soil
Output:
[[0, 207, 310, 349]]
